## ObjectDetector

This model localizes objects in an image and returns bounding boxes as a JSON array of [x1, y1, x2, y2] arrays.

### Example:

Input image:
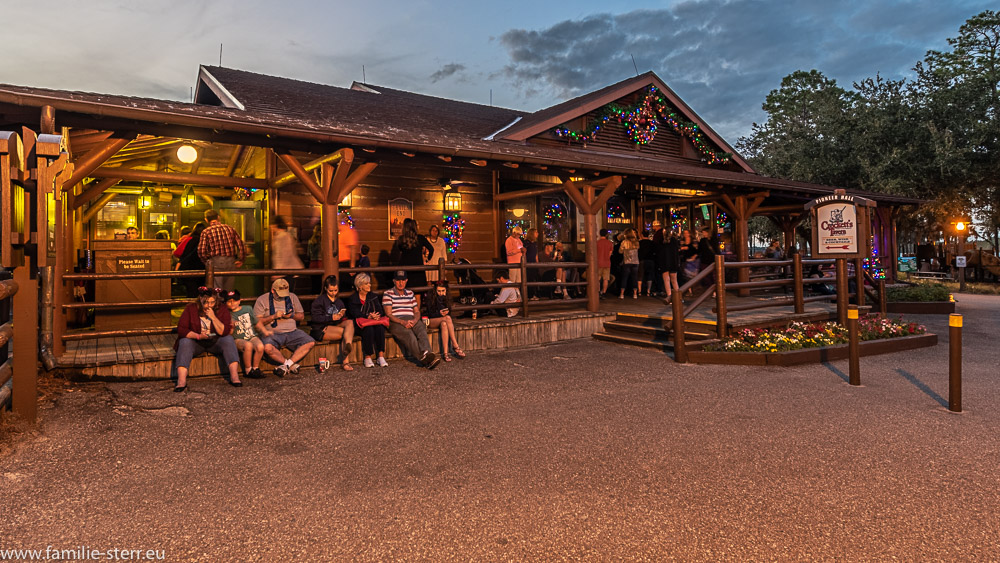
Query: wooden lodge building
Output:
[[0, 65, 922, 391]]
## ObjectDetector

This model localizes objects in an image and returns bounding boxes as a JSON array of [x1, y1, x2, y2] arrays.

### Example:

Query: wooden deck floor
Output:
[[56, 290, 838, 376]]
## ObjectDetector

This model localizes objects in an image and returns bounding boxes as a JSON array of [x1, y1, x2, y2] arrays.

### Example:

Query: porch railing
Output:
[[58, 257, 590, 343], [670, 254, 887, 363]]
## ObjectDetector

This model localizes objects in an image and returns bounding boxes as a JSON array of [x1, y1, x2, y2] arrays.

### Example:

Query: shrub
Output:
[[706, 317, 926, 353], [886, 283, 951, 302]]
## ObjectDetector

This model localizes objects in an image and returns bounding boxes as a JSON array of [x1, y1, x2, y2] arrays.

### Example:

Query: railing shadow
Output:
[[895, 368, 948, 407]]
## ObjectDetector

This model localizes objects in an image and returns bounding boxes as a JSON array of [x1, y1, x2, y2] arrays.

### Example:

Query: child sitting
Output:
[[225, 289, 266, 378]]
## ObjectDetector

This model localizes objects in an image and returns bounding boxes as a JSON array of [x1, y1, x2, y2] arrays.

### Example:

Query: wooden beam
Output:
[[495, 185, 566, 202], [745, 193, 769, 217], [90, 167, 269, 189], [589, 176, 623, 214], [72, 177, 121, 211], [81, 192, 117, 223], [562, 180, 591, 214], [62, 136, 134, 191], [335, 162, 377, 203], [325, 149, 354, 203], [223, 145, 244, 177], [274, 151, 325, 202], [273, 150, 347, 188], [637, 194, 724, 209]]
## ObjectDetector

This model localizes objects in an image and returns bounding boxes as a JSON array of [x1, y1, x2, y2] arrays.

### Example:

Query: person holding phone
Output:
[[425, 280, 465, 362], [345, 273, 389, 368], [253, 278, 315, 377], [310, 274, 355, 371], [173, 287, 241, 391]]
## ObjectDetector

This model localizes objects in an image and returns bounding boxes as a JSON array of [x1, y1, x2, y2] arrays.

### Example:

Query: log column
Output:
[[562, 176, 622, 312], [720, 192, 767, 297]]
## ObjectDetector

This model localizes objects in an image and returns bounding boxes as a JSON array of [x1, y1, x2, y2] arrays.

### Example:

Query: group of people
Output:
[[172, 270, 471, 392], [504, 226, 580, 300], [597, 224, 720, 302]]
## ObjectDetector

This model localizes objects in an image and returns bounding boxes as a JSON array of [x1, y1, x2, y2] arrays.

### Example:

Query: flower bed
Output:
[[705, 318, 926, 353], [688, 317, 937, 366]]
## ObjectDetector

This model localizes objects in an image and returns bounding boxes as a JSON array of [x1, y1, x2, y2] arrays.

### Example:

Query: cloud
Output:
[[429, 63, 467, 83], [497, 0, 995, 140]]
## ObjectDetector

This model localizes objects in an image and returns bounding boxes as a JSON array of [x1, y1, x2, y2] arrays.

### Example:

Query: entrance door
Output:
[[215, 200, 263, 297]]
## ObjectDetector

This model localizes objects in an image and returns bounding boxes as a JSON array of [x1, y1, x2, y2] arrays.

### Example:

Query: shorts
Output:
[[262, 329, 314, 351], [598, 267, 611, 281], [235, 337, 261, 351]]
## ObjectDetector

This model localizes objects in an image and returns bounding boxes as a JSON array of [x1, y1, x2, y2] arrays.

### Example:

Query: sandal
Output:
[[443, 353, 452, 362], [342, 362, 354, 371], [453, 347, 466, 359]]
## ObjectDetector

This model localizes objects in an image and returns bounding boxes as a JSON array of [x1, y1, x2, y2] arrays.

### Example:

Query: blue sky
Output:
[[1, 0, 992, 141]]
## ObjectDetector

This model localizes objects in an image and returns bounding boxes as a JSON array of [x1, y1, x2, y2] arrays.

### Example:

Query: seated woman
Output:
[[425, 280, 466, 362], [345, 273, 389, 368], [310, 274, 356, 371], [174, 287, 241, 391]]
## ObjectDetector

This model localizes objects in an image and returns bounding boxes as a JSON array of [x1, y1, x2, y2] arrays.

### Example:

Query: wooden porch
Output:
[[53, 290, 839, 380]]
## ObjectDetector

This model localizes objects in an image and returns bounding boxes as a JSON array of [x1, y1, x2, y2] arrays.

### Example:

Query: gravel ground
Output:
[[1, 295, 998, 561]]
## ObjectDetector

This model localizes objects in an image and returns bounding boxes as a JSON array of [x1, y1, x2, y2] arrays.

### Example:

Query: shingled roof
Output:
[[0, 68, 922, 205]]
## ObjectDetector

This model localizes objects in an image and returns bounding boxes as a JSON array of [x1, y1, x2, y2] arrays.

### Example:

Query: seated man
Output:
[[382, 270, 440, 369], [253, 278, 315, 377], [492, 270, 522, 317], [310, 274, 355, 371]]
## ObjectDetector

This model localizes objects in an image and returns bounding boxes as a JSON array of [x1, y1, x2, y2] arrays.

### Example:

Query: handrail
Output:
[[0, 275, 17, 410]]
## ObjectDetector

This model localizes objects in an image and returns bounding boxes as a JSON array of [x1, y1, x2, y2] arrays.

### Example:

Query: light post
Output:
[[950, 217, 970, 291]]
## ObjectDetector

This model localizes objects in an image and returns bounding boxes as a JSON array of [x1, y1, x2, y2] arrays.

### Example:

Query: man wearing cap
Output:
[[383, 270, 440, 369], [253, 278, 315, 377]]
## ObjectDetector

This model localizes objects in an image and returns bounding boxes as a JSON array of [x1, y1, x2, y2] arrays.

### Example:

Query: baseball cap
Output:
[[393, 270, 408, 281], [271, 278, 290, 297]]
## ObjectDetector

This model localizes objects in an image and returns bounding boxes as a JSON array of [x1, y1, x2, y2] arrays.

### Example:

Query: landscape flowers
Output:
[[709, 316, 926, 353]]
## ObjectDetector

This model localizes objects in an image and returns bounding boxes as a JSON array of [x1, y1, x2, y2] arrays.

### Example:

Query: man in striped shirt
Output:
[[383, 270, 440, 369], [198, 209, 247, 291]]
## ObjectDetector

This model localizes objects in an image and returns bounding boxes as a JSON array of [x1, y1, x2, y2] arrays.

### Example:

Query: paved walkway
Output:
[[1, 295, 998, 560]]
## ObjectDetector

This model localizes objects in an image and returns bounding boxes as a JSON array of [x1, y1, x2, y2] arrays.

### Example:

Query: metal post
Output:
[[793, 253, 804, 314], [672, 290, 687, 363], [714, 254, 727, 339], [836, 258, 848, 326], [949, 313, 962, 412], [848, 305, 860, 386]]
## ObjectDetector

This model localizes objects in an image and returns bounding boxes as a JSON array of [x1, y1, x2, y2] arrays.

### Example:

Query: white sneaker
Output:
[[363, 358, 375, 368], [377, 357, 389, 367], [289, 363, 300, 374]]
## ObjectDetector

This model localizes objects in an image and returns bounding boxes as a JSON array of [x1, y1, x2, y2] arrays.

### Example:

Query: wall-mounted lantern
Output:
[[181, 185, 197, 208], [138, 187, 155, 210], [444, 192, 462, 213]]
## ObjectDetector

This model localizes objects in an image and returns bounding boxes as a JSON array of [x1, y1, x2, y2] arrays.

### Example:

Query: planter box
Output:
[[687, 333, 938, 366], [886, 301, 955, 314]]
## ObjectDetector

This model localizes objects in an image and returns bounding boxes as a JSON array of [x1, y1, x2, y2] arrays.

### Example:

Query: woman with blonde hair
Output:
[[618, 228, 640, 299]]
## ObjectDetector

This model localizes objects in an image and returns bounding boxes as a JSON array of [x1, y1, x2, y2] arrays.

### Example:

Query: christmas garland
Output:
[[339, 210, 354, 229], [543, 202, 565, 240], [554, 86, 732, 165], [442, 214, 465, 254], [606, 203, 627, 221]]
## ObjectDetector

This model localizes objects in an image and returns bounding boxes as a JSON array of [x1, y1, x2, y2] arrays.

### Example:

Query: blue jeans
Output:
[[176, 335, 239, 369]]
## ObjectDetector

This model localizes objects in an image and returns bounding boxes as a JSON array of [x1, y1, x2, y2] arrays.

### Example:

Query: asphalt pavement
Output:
[[1, 295, 999, 561]]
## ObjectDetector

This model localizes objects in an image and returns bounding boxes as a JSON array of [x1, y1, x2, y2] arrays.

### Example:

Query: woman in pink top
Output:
[[505, 226, 524, 283]]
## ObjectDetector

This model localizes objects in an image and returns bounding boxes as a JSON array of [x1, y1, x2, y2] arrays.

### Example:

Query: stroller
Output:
[[453, 257, 493, 318]]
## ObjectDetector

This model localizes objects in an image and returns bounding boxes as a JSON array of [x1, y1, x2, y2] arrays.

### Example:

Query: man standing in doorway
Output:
[[198, 209, 247, 291], [505, 226, 524, 283], [597, 229, 613, 297]]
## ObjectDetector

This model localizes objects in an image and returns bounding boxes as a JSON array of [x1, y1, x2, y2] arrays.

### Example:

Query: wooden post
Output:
[[205, 259, 215, 288], [734, 202, 750, 297], [854, 256, 865, 308], [836, 258, 848, 326], [848, 305, 860, 386], [520, 254, 528, 318], [878, 278, 887, 316], [793, 253, 804, 314], [322, 203, 338, 279], [949, 314, 962, 412], [438, 257, 446, 282], [12, 265, 37, 423], [671, 290, 687, 363], [584, 188, 599, 313], [714, 254, 727, 339]]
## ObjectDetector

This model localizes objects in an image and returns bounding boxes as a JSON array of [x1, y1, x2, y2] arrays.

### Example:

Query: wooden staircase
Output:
[[592, 312, 719, 353]]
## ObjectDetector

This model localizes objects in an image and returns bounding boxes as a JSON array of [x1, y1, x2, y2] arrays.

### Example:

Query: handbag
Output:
[[356, 316, 389, 328]]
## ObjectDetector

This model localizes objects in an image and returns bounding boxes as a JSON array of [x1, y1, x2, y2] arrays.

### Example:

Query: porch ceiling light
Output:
[[176, 144, 199, 164]]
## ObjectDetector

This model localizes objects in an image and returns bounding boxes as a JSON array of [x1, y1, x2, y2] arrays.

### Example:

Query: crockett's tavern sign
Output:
[[804, 191, 875, 259]]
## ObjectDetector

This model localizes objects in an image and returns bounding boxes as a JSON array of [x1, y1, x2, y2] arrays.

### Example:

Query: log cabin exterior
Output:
[[0, 66, 920, 380]]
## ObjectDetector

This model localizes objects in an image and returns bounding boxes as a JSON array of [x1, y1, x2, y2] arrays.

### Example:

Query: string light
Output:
[[505, 219, 529, 233], [554, 86, 732, 165], [233, 186, 254, 201], [442, 214, 465, 254], [339, 210, 355, 229], [542, 202, 565, 240]]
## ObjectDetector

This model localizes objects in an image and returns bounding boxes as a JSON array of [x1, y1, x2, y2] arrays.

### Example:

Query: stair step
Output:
[[593, 331, 675, 351], [603, 320, 670, 339]]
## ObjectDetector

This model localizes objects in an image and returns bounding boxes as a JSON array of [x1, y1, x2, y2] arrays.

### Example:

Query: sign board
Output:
[[387, 198, 413, 240], [805, 193, 875, 259], [956, 256, 967, 268], [116, 256, 152, 273]]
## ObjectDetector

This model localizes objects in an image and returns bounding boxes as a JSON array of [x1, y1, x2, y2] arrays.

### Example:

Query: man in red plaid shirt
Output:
[[198, 209, 247, 291]]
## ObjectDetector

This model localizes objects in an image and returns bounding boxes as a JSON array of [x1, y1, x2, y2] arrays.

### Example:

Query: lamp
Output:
[[138, 187, 154, 210], [180, 185, 197, 208], [512, 208, 525, 218], [176, 144, 198, 164], [444, 192, 462, 213]]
